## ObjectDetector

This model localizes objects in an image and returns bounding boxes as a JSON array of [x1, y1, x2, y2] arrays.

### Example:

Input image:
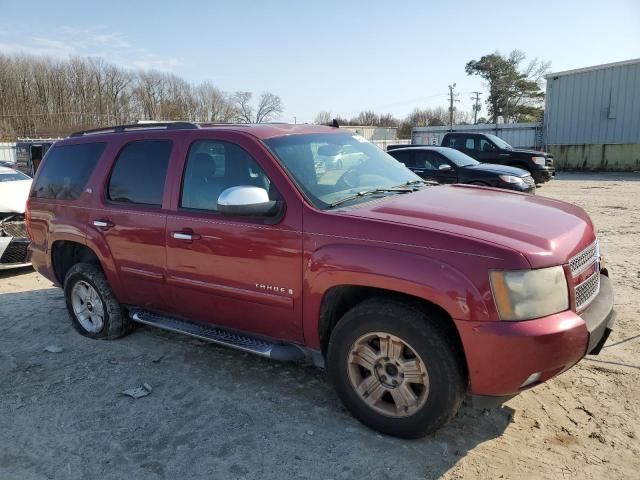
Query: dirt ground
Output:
[[1, 172, 638, 480]]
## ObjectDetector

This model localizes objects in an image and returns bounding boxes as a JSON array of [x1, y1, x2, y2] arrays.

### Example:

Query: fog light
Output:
[[520, 372, 542, 388]]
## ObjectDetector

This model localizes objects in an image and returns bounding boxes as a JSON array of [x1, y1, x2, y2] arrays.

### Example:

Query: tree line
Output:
[[0, 54, 283, 140], [315, 50, 549, 138]]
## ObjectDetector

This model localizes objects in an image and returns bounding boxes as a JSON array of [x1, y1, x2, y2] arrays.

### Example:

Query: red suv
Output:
[[27, 122, 615, 438]]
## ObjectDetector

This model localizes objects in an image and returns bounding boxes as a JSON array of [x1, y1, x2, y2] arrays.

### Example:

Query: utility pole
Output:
[[471, 91, 482, 124], [448, 83, 459, 131]]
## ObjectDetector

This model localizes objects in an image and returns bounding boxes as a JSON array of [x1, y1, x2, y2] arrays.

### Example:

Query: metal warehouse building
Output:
[[544, 58, 640, 170]]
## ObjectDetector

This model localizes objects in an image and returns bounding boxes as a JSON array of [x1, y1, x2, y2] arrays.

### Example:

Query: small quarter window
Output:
[[108, 141, 172, 206]]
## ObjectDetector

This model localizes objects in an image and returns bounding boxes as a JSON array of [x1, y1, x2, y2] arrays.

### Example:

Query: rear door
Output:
[[87, 137, 174, 311], [164, 132, 304, 342]]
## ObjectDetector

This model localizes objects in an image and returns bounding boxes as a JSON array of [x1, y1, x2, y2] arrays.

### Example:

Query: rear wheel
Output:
[[327, 298, 466, 438], [64, 263, 131, 339]]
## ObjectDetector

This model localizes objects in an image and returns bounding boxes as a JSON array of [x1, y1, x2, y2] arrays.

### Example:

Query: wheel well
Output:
[[52, 241, 102, 285], [318, 286, 467, 373]]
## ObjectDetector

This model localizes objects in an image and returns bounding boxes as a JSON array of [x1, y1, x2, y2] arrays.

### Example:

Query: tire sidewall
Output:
[[327, 300, 465, 438], [63, 263, 125, 339]]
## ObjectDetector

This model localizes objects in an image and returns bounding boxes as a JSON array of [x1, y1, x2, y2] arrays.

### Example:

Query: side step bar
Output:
[[130, 310, 306, 362]]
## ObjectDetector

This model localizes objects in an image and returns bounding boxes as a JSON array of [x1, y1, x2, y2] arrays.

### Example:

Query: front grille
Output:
[[523, 175, 535, 187], [575, 271, 601, 311], [546, 157, 554, 166], [1, 221, 28, 238], [0, 239, 29, 264], [569, 241, 598, 276]]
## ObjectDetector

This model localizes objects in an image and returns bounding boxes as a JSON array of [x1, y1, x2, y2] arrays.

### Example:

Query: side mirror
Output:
[[217, 186, 279, 216], [438, 164, 453, 172]]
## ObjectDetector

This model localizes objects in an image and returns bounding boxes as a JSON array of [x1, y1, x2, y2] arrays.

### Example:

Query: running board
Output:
[[130, 310, 305, 362]]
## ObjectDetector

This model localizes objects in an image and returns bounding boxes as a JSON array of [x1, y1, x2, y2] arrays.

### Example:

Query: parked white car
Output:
[[0, 166, 32, 270]]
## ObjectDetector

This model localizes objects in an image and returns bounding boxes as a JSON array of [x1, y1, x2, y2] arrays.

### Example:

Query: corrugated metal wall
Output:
[[411, 123, 542, 148], [0, 143, 16, 163], [544, 59, 640, 145]]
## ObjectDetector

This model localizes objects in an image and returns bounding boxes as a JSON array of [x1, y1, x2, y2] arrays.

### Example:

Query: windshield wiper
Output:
[[327, 187, 414, 209]]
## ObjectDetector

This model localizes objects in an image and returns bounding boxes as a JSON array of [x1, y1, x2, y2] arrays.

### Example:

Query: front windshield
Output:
[[439, 148, 479, 167], [485, 134, 513, 150], [264, 133, 422, 209]]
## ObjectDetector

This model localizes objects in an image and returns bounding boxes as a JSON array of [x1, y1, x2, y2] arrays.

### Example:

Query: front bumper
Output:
[[532, 167, 555, 184], [501, 181, 536, 194], [0, 237, 31, 269], [455, 273, 614, 405]]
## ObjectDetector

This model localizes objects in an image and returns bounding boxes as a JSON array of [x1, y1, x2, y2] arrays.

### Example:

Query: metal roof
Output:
[[545, 58, 640, 79]]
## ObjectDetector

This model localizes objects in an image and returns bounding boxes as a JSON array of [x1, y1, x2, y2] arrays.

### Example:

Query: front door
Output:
[[165, 135, 304, 342]]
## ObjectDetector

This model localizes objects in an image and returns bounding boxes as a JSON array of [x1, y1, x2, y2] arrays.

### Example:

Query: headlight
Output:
[[489, 266, 569, 321], [499, 174, 524, 184], [532, 156, 546, 167]]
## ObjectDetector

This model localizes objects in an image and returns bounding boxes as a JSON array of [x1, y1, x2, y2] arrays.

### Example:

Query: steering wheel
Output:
[[336, 168, 361, 189]]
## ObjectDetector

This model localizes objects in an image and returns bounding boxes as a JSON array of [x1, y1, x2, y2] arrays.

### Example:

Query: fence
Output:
[[371, 139, 411, 151]]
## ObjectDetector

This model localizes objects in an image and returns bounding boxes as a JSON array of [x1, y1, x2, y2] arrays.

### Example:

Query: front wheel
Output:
[[327, 298, 467, 438]]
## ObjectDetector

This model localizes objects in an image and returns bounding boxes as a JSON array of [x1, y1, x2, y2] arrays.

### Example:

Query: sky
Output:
[[1, 0, 639, 123]]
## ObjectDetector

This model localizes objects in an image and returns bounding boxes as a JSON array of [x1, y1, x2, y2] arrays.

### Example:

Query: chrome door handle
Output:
[[92, 219, 114, 229], [172, 231, 200, 241]]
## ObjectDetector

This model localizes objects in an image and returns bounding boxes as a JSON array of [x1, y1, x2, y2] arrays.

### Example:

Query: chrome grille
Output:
[[0, 221, 28, 238], [569, 241, 598, 276], [575, 271, 600, 311], [523, 175, 535, 187]]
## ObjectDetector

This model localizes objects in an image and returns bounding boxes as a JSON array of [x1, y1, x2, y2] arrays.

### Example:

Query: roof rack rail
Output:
[[70, 122, 200, 137]]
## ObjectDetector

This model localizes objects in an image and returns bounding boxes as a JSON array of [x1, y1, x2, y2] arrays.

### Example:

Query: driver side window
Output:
[[180, 140, 276, 212]]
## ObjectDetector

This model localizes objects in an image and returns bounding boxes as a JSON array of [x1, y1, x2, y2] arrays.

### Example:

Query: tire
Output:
[[327, 297, 466, 438], [63, 262, 131, 339]]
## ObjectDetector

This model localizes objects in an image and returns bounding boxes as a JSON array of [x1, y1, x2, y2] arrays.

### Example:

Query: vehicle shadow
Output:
[[0, 287, 512, 480]]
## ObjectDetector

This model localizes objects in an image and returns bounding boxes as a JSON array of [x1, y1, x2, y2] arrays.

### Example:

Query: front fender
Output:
[[303, 244, 489, 349]]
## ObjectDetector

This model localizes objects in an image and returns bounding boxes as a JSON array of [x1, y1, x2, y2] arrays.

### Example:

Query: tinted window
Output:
[[479, 138, 495, 152], [389, 150, 414, 168], [464, 137, 476, 150], [446, 135, 459, 148], [415, 151, 439, 169], [181, 140, 276, 212], [108, 141, 172, 206], [31, 143, 105, 200]]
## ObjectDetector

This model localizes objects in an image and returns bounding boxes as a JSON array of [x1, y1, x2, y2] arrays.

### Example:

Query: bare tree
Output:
[[254, 92, 283, 123], [314, 110, 332, 125], [233, 91, 283, 123]]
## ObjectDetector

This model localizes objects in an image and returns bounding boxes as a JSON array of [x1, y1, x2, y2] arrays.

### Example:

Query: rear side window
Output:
[[31, 143, 106, 200], [108, 141, 172, 206]]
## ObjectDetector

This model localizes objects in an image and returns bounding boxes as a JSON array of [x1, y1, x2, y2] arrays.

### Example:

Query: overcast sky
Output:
[[1, 0, 639, 123]]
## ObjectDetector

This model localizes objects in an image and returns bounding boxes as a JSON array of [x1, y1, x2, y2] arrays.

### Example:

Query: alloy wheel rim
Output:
[[71, 280, 105, 333], [347, 332, 429, 417]]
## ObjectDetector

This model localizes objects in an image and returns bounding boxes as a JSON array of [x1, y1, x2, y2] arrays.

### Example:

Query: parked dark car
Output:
[[438, 132, 554, 185], [28, 122, 613, 438], [388, 146, 535, 193]]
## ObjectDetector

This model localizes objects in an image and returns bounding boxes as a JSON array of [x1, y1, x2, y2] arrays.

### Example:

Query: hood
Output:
[[0, 179, 32, 213], [511, 148, 551, 157], [341, 184, 595, 268], [466, 163, 530, 176]]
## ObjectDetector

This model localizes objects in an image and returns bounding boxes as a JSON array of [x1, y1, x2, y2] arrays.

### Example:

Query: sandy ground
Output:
[[1, 172, 638, 480]]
